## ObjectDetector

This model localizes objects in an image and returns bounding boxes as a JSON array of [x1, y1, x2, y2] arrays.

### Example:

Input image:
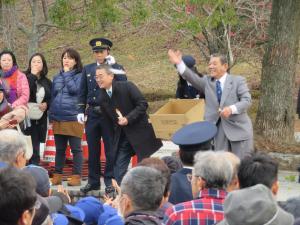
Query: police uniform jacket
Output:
[[99, 81, 162, 160], [168, 167, 193, 204], [78, 62, 127, 113]]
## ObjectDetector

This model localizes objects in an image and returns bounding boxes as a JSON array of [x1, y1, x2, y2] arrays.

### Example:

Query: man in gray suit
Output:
[[168, 49, 253, 158]]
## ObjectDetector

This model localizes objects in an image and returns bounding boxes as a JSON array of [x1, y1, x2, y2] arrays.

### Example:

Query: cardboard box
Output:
[[150, 99, 205, 140]]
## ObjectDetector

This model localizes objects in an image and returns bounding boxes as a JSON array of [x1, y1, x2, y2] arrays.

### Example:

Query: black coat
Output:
[[99, 81, 162, 160], [25, 74, 52, 141]]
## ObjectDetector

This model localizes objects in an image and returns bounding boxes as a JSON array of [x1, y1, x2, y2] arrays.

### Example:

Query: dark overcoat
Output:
[[99, 81, 162, 160]]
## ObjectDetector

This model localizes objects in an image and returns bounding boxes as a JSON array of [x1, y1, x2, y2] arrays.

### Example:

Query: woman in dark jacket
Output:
[[24, 53, 52, 165], [49, 48, 84, 186], [175, 55, 204, 99]]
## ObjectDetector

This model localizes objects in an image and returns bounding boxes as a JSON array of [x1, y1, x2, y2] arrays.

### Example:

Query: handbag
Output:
[[28, 102, 44, 120], [17, 124, 33, 160]]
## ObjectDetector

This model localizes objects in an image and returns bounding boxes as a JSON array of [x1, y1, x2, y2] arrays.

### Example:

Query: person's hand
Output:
[[112, 179, 121, 194], [118, 117, 128, 126], [38, 102, 47, 112], [220, 107, 232, 118], [77, 113, 85, 124], [103, 195, 114, 206], [105, 55, 116, 65], [168, 49, 182, 65], [57, 185, 71, 203]]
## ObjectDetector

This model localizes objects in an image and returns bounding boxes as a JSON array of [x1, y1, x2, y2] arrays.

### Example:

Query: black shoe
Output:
[[105, 186, 117, 199], [80, 183, 100, 193]]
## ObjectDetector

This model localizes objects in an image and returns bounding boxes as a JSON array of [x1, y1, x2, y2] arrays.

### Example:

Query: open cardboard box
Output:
[[150, 99, 205, 140]]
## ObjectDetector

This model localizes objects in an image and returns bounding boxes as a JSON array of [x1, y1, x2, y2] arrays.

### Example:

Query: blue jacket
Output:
[[168, 168, 193, 204], [49, 69, 82, 121]]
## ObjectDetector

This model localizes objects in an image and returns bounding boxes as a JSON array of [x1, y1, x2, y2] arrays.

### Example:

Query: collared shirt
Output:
[[106, 86, 112, 97], [176, 61, 238, 114], [163, 188, 227, 225], [217, 72, 227, 91]]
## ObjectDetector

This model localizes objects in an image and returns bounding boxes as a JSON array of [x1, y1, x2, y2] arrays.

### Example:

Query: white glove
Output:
[[105, 55, 116, 65], [77, 113, 85, 124]]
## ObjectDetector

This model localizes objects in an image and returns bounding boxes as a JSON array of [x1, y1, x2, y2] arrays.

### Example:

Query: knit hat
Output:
[[98, 205, 123, 225], [23, 165, 50, 197], [161, 156, 183, 174], [217, 184, 294, 225], [75, 197, 104, 225], [182, 55, 196, 68]]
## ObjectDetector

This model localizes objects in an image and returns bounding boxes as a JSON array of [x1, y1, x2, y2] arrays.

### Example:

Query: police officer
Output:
[[78, 38, 126, 193], [168, 121, 217, 204]]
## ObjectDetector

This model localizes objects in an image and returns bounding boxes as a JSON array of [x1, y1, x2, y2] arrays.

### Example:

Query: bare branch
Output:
[[41, 0, 49, 21], [16, 22, 30, 37], [27, 0, 33, 14]]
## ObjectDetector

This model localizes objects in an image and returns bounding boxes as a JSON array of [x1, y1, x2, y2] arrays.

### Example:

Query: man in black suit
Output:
[[78, 38, 126, 193], [95, 64, 163, 184]]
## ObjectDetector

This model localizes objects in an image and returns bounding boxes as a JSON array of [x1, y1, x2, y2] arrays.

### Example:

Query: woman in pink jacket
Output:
[[0, 50, 29, 108]]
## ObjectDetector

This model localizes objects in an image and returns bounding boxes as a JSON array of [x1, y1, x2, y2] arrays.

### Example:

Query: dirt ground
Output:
[[254, 119, 300, 153]]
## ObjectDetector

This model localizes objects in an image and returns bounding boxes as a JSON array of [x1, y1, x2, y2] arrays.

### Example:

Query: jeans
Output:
[[54, 134, 82, 175]]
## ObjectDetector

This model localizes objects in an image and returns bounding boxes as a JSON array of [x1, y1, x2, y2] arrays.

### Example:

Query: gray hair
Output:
[[0, 129, 27, 164], [221, 151, 240, 181], [193, 151, 233, 189], [210, 53, 228, 65], [96, 64, 114, 76], [121, 166, 165, 211]]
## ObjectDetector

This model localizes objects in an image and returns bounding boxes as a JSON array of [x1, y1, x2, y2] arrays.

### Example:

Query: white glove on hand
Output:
[[105, 55, 116, 65], [77, 113, 85, 124]]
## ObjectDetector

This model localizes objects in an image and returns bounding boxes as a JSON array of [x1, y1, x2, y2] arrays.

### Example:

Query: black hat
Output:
[[172, 121, 217, 151], [89, 38, 113, 51], [182, 55, 196, 68]]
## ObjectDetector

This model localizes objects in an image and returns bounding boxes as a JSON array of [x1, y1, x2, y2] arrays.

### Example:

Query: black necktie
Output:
[[216, 80, 222, 104]]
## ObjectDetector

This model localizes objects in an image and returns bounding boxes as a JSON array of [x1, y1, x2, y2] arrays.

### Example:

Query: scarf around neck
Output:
[[2, 66, 18, 78]]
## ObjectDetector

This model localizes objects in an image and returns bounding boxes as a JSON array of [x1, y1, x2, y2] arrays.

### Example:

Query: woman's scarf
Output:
[[1, 66, 18, 104]]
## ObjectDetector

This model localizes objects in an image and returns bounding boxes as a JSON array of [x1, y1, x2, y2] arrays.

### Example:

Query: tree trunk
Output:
[[1, 2, 17, 51], [27, 0, 38, 58], [255, 0, 300, 143]]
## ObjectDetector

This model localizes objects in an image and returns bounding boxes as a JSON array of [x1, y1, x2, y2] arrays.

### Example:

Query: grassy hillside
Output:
[[1, 2, 300, 152]]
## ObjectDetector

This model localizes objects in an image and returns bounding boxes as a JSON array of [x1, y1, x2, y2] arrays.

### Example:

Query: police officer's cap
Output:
[[89, 38, 113, 51], [182, 55, 196, 68], [172, 121, 217, 151]]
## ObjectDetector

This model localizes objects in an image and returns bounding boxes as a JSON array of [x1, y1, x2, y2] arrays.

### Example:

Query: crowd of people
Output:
[[0, 36, 299, 225]]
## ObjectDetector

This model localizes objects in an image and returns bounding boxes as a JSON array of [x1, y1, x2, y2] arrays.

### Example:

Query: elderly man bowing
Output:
[[95, 64, 162, 184], [168, 50, 253, 159]]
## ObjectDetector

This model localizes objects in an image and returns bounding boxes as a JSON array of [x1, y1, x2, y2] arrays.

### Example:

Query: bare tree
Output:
[[16, 0, 54, 58], [0, 0, 55, 58], [0, 1, 17, 51]]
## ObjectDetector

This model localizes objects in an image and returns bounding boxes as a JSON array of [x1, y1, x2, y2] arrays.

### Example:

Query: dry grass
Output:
[[2, 5, 300, 153]]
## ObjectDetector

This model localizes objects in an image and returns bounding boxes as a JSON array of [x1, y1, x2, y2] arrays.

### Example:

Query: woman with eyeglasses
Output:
[[49, 48, 84, 186]]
